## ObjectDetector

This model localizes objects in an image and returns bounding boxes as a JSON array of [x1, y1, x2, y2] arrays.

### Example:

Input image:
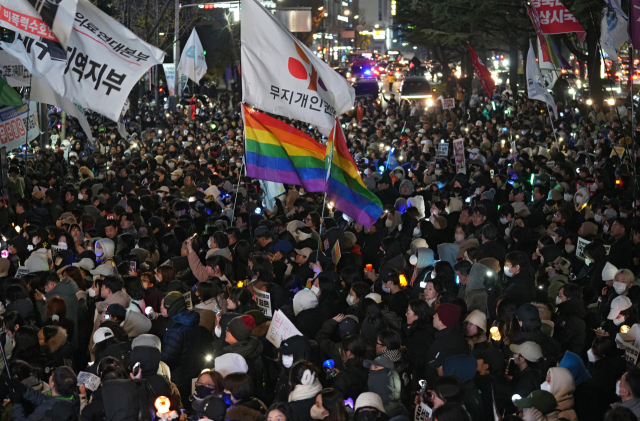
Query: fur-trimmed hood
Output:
[[42, 326, 67, 354]]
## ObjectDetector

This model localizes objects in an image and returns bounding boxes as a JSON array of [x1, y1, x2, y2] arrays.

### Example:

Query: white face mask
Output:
[[382, 284, 391, 293], [505, 227, 511, 237], [603, 225, 610, 234], [435, 169, 442, 176], [32, 238, 38, 246], [413, 228, 421, 237], [540, 381, 551, 392], [168, 163, 175, 169], [564, 194, 573, 202], [614, 281, 627, 295], [385, 219, 393, 228], [594, 215, 602, 223], [621, 212, 628, 218], [214, 325, 222, 337], [613, 316, 625, 326], [555, 296, 563, 305], [310, 285, 320, 295], [346, 294, 355, 306], [565, 244, 576, 253], [398, 224, 403, 231], [584, 257, 592, 266], [310, 405, 326, 420], [410, 255, 418, 266], [454, 234, 465, 243], [504, 266, 514, 277], [616, 380, 622, 396], [587, 348, 596, 363], [87, 287, 97, 298], [57, 242, 67, 250], [95, 248, 104, 257], [282, 355, 294, 368], [500, 217, 508, 225]]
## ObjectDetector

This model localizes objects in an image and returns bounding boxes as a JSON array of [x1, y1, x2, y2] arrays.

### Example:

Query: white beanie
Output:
[[354, 392, 386, 413], [464, 310, 487, 332], [214, 353, 248, 377], [293, 289, 319, 316], [602, 262, 618, 281]]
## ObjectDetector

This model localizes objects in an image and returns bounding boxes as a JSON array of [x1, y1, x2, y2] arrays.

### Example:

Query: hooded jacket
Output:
[[121, 309, 152, 338], [95, 238, 115, 265], [437, 243, 460, 268], [464, 263, 492, 314], [553, 298, 586, 355], [161, 310, 202, 390], [129, 346, 176, 409], [102, 379, 150, 421], [213, 336, 264, 398], [548, 367, 577, 421], [410, 247, 434, 294], [12, 387, 74, 421], [407, 195, 425, 219]]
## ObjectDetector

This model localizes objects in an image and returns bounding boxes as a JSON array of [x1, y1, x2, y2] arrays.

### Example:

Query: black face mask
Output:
[[356, 410, 380, 421], [195, 385, 215, 398]]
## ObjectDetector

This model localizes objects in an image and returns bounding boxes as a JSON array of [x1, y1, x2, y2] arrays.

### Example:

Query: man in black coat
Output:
[[424, 303, 469, 386], [608, 218, 634, 270], [477, 224, 508, 267], [503, 251, 536, 307]]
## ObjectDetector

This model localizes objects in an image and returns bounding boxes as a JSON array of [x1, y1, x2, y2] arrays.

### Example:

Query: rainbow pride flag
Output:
[[325, 119, 383, 228], [243, 104, 327, 192]]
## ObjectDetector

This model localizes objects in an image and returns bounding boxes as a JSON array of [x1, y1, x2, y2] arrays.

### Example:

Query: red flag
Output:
[[468, 45, 496, 96], [529, 0, 586, 42], [525, 2, 553, 63]]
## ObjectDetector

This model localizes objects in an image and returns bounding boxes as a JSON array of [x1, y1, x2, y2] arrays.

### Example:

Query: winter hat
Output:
[[481, 189, 495, 202], [354, 392, 385, 414], [603, 208, 618, 220], [464, 309, 487, 332], [442, 354, 478, 383], [214, 353, 248, 377], [364, 292, 382, 304], [245, 309, 266, 327], [132, 334, 162, 351], [90, 264, 115, 277], [293, 289, 319, 316], [514, 390, 558, 414], [436, 303, 461, 327], [163, 291, 187, 317], [227, 315, 256, 341], [602, 262, 618, 281]]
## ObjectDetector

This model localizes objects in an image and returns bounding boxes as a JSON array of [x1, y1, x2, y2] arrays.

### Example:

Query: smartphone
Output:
[[104, 313, 110, 320], [132, 362, 141, 377], [130, 261, 137, 273], [107, 214, 114, 220]]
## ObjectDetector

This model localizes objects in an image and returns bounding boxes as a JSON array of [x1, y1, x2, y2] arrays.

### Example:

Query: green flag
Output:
[[0, 77, 23, 107]]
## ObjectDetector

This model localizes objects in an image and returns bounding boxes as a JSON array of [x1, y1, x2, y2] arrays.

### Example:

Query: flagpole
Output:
[[24, 76, 32, 157], [316, 122, 337, 261]]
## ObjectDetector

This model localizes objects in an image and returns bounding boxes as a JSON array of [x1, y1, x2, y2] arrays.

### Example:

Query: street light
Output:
[[354, 14, 359, 19], [318, 6, 323, 10], [344, 9, 350, 15], [324, 12, 328, 16]]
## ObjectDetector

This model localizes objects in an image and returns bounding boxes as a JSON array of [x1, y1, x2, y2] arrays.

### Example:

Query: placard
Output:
[[442, 98, 455, 110], [575, 237, 591, 261], [414, 402, 433, 421], [266, 309, 302, 347], [254, 289, 272, 318], [437, 142, 449, 157], [604, 244, 611, 256], [0, 101, 39, 147], [616, 336, 640, 369], [77, 371, 101, 391], [453, 138, 466, 174], [14, 267, 30, 278], [183, 291, 193, 310], [51, 245, 66, 254]]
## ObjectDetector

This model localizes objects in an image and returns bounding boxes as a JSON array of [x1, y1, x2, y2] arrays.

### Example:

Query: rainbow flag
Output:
[[325, 119, 383, 228], [332, 240, 341, 264], [243, 104, 327, 192]]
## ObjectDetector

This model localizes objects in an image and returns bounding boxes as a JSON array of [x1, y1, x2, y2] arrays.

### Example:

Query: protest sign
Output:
[[437, 142, 449, 157], [162, 63, 188, 96], [616, 336, 640, 369], [576, 237, 591, 261], [266, 310, 303, 347], [604, 244, 611, 256], [0, 101, 39, 147], [77, 371, 101, 391], [15, 267, 30, 278], [254, 289, 272, 318], [415, 402, 433, 421], [51, 245, 66, 254], [442, 98, 455, 110], [453, 138, 466, 174], [0, 0, 165, 122], [183, 291, 193, 310]]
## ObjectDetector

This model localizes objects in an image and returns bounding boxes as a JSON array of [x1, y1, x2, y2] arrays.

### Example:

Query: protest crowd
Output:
[[0, 73, 638, 421]]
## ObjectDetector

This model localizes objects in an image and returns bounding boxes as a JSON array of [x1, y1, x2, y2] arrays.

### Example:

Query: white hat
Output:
[[90, 264, 115, 277], [132, 334, 162, 351], [293, 289, 319, 316], [354, 392, 385, 413], [294, 248, 313, 258], [365, 293, 382, 304], [158, 186, 170, 193], [602, 262, 618, 281], [72, 258, 95, 272], [93, 327, 114, 347], [608, 295, 632, 320], [464, 309, 487, 332], [214, 353, 248, 377]]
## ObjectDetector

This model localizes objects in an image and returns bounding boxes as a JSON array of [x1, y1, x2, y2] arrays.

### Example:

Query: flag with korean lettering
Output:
[[0, 0, 77, 52], [529, 0, 586, 42], [177, 28, 207, 84], [0, 0, 165, 122], [241, 0, 355, 137]]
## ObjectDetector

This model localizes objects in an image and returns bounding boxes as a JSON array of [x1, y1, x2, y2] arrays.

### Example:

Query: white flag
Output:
[[526, 42, 558, 120], [0, 0, 77, 52], [29, 75, 94, 143], [0, 50, 33, 87], [536, 38, 558, 89], [241, 0, 355, 137], [0, 0, 165, 123], [177, 28, 207, 84], [601, 7, 628, 58], [259, 180, 285, 213]]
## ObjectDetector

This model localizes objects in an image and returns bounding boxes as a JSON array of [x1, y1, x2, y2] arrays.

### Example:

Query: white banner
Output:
[[442, 98, 455, 110], [0, 101, 39, 147], [162, 63, 188, 96], [453, 138, 466, 174], [601, 7, 628, 58], [177, 28, 207, 84], [0, 0, 78, 52], [265, 309, 302, 347], [254, 288, 272, 318], [616, 336, 640, 369], [526, 42, 558, 119], [576, 237, 591, 261], [241, 0, 354, 137], [0, 0, 165, 122], [0, 50, 32, 87], [29, 74, 94, 143], [437, 142, 449, 157]]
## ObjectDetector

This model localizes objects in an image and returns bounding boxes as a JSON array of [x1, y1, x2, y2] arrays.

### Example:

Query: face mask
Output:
[[505, 227, 511, 237], [455, 234, 465, 242], [310, 405, 326, 420], [346, 294, 355, 306], [95, 248, 104, 257], [594, 214, 602, 223], [87, 288, 97, 298], [310, 285, 320, 295], [500, 217, 508, 225], [540, 381, 551, 392], [398, 224, 403, 231], [603, 225, 610, 234], [168, 163, 175, 169], [565, 244, 576, 253], [584, 257, 592, 266], [614, 281, 627, 294], [382, 285, 391, 293], [110, 135, 116, 140], [195, 385, 215, 398], [409, 255, 418, 266], [435, 169, 442, 176], [362, 129, 368, 133], [504, 266, 514, 277], [32, 238, 38, 246], [57, 242, 67, 249], [413, 228, 421, 237], [575, 195, 586, 204], [555, 296, 563, 305], [587, 348, 596, 363], [614, 317, 625, 326], [385, 219, 393, 228], [621, 212, 628, 218], [564, 194, 573, 202], [282, 355, 294, 368], [617, 380, 622, 396]]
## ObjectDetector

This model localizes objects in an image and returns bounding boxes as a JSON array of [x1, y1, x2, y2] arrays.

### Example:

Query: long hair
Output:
[[320, 388, 349, 421]]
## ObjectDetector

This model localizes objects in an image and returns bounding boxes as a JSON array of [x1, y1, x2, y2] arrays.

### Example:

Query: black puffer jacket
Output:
[[333, 358, 369, 401], [502, 270, 536, 307], [553, 298, 587, 355], [102, 379, 152, 421], [160, 310, 202, 392]]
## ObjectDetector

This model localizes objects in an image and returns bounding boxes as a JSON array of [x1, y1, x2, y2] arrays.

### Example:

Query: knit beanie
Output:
[[163, 291, 187, 317], [228, 315, 256, 342], [436, 303, 461, 327]]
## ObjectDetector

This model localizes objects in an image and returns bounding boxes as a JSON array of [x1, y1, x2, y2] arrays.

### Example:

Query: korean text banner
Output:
[[241, 0, 355, 137], [0, 50, 32, 87], [163, 63, 188, 96], [529, 0, 586, 42], [0, 101, 39, 146], [0, 0, 165, 122], [0, 0, 77, 51]]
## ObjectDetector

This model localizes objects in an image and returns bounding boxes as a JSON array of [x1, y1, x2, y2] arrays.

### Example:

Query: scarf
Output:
[[288, 379, 322, 402], [380, 349, 401, 363]]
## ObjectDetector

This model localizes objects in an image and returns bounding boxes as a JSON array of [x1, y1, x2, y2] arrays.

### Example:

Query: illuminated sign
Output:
[[391, 0, 396, 15]]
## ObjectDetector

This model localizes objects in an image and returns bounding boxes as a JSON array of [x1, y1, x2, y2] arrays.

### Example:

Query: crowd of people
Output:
[[0, 79, 638, 421]]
